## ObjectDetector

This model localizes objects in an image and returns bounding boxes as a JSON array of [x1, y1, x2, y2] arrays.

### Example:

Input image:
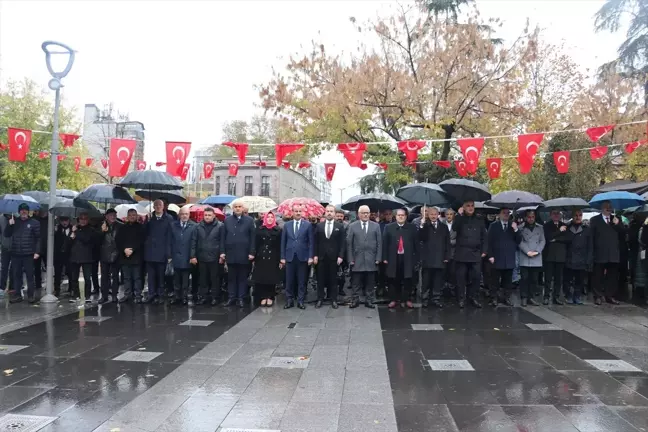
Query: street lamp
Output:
[[40, 41, 75, 304]]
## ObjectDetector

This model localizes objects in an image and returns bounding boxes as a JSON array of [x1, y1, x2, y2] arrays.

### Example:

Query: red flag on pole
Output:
[[85, 158, 94, 167], [433, 161, 451, 169], [397, 140, 426, 163], [180, 164, 190, 181], [60, 133, 80, 148], [454, 160, 468, 177], [166, 141, 191, 176], [135, 160, 146, 171], [203, 162, 215, 179], [586, 125, 615, 143], [324, 163, 336, 181], [228, 163, 239, 176], [223, 142, 249, 165], [298, 162, 311, 169], [108, 138, 136, 177], [589, 146, 608, 160], [457, 138, 484, 173], [73, 157, 81, 172], [101, 159, 108, 168], [553, 151, 570, 174], [57, 154, 66, 161], [8, 128, 32, 162], [376, 163, 388, 170], [486, 158, 501, 179], [38, 151, 49, 159]]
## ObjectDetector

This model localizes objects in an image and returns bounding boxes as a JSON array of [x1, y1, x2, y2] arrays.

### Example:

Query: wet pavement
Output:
[[0, 297, 645, 431]]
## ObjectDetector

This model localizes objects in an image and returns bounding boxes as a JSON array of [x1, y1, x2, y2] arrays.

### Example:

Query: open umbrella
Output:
[[200, 194, 237, 206], [341, 193, 407, 212], [589, 191, 645, 211], [486, 190, 544, 209], [56, 189, 78, 199], [277, 198, 325, 218], [22, 191, 50, 204], [239, 196, 277, 213], [542, 197, 590, 211], [135, 189, 187, 205], [183, 204, 225, 222], [396, 183, 450, 206], [74, 184, 137, 205], [118, 170, 183, 191], [49, 197, 101, 219], [0, 194, 40, 214], [439, 178, 491, 203]]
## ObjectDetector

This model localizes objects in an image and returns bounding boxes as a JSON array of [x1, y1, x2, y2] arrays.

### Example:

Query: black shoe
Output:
[[606, 297, 620, 305], [503, 298, 514, 307], [489, 299, 498, 307], [458, 300, 465, 309], [349, 301, 359, 309], [154, 297, 165, 305], [521, 298, 528, 307], [118, 296, 131, 304], [430, 300, 443, 309], [28, 296, 37, 304], [297, 302, 306, 310], [134, 297, 143, 304], [237, 300, 245, 308], [98, 298, 110, 305], [543, 298, 550, 306], [284, 301, 294, 309], [169, 298, 181, 305], [331, 301, 338, 309], [225, 299, 237, 307], [528, 298, 540, 306], [196, 298, 207, 306], [553, 298, 564, 306], [470, 298, 482, 308], [143, 296, 155, 304], [594, 297, 602, 305], [315, 300, 323, 309], [365, 302, 375, 309], [9, 296, 23, 304]]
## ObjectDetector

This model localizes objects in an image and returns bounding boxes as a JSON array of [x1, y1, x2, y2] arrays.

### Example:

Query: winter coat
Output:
[[144, 213, 173, 263], [0, 216, 12, 251], [69, 225, 98, 264], [100, 221, 122, 263], [346, 220, 382, 272], [3, 217, 40, 256], [452, 214, 487, 263], [543, 221, 569, 263], [169, 220, 197, 269], [418, 220, 451, 269], [115, 222, 145, 265], [487, 220, 518, 270], [517, 223, 545, 268], [565, 222, 593, 271], [191, 220, 222, 263], [252, 226, 283, 285], [53, 224, 73, 262], [221, 215, 256, 265], [589, 214, 623, 264], [382, 222, 418, 279]]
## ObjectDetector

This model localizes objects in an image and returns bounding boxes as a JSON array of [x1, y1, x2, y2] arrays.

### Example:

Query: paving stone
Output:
[[0, 344, 29, 355], [112, 350, 164, 362], [428, 360, 475, 371], [585, 359, 643, 373], [179, 319, 214, 327]]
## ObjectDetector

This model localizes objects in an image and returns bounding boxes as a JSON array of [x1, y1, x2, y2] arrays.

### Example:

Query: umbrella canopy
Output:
[[184, 204, 225, 222], [168, 203, 180, 214], [396, 183, 451, 206], [474, 201, 500, 215], [277, 198, 325, 218], [341, 193, 407, 212], [49, 197, 101, 219], [114, 203, 149, 219], [542, 197, 590, 211], [589, 191, 645, 210], [22, 191, 50, 203], [0, 194, 40, 214], [238, 196, 278, 213], [118, 170, 183, 191], [135, 189, 187, 205], [439, 178, 491, 203], [200, 194, 237, 206], [74, 184, 137, 205], [56, 189, 78, 199], [486, 190, 544, 209]]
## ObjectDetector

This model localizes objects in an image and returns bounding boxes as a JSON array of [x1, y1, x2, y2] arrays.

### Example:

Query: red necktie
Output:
[[398, 235, 404, 254]]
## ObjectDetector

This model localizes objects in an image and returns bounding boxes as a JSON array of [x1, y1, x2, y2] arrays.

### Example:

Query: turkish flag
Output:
[[282, 161, 291, 169], [8, 128, 32, 162], [518, 133, 544, 161], [85, 158, 93, 167], [433, 160, 451, 169], [457, 138, 484, 173], [553, 151, 570, 174], [486, 158, 501, 179], [625, 141, 644, 154], [324, 163, 336, 181], [298, 162, 311, 169], [228, 163, 239, 176], [155, 161, 166, 167], [376, 163, 388, 170], [136, 160, 146, 171], [108, 138, 136, 177], [180, 164, 190, 181], [397, 140, 425, 163], [101, 159, 108, 168], [518, 155, 534, 174], [589, 146, 608, 160], [60, 133, 80, 149], [73, 157, 81, 172], [223, 141, 249, 164], [38, 151, 49, 159], [337, 143, 366, 167], [57, 154, 66, 161], [454, 160, 468, 177], [203, 162, 214, 179], [275, 143, 304, 167], [0, 142, 5, 151], [254, 161, 267, 167], [166, 141, 191, 176], [586, 125, 615, 143]]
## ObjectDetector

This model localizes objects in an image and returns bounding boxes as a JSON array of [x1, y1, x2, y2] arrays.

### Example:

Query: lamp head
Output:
[[42, 41, 75, 79]]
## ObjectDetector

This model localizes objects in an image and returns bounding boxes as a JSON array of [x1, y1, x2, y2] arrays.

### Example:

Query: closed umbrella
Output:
[[74, 184, 137, 205], [542, 197, 590, 211], [0, 194, 40, 214], [200, 194, 237, 206], [49, 198, 101, 219], [239, 196, 278, 213], [135, 189, 187, 205], [589, 191, 645, 210], [439, 178, 491, 203], [341, 193, 407, 212], [486, 190, 544, 209], [118, 170, 183, 191], [396, 183, 450, 206]]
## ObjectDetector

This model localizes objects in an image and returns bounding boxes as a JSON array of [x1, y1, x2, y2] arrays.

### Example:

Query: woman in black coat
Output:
[[252, 212, 283, 307]]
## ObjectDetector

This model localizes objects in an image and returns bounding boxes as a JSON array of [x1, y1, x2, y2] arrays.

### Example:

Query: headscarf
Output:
[[262, 211, 277, 230]]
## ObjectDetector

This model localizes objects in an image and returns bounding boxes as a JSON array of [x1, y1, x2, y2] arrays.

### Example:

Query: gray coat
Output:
[[346, 220, 382, 272], [517, 223, 546, 268]]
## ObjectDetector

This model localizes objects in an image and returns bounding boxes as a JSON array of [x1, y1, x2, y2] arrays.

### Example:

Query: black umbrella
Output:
[[486, 190, 544, 209], [135, 189, 187, 205], [396, 183, 451, 206], [22, 191, 50, 204], [439, 178, 491, 203], [56, 189, 78, 199], [49, 197, 101, 219], [118, 170, 183, 191], [341, 193, 407, 211], [542, 197, 590, 211], [74, 184, 137, 205]]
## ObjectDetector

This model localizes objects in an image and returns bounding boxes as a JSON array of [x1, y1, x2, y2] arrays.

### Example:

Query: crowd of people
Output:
[[0, 196, 646, 309]]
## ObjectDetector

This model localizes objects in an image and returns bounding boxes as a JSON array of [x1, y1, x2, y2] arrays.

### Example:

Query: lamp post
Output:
[[40, 41, 75, 304]]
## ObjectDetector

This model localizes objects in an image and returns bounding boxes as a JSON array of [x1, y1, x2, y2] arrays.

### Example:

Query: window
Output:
[[227, 176, 236, 195], [261, 176, 270, 197], [214, 176, 220, 194], [244, 176, 253, 195]]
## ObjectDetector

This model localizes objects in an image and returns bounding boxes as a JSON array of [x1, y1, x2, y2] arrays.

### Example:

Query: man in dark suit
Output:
[[418, 207, 451, 308], [543, 210, 569, 305], [220, 200, 256, 307], [314, 205, 345, 309], [452, 201, 487, 308], [192, 206, 223, 306], [383, 208, 418, 308], [589, 200, 624, 305], [143, 200, 173, 304], [168, 206, 198, 306], [487, 208, 518, 307], [281, 204, 314, 309]]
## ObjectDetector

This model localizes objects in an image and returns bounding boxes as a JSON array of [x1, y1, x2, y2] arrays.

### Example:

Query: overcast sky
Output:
[[0, 0, 625, 203]]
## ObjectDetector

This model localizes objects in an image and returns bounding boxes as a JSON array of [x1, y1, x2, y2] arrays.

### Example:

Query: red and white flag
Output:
[[73, 157, 81, 172], [589, 146, 608, 160], [57, 154, 66, 161], [457, 138, 484, 173], [136, 160, 147, 171], [553, 151, 570, 174], [275, 143, 304, 167], [254, 161, 267, 167], [85, 158, 94, 167], [38, 151, 49, 159], [433, 161, 451, 169], [108, 138, 136, 177], [166, 141, 191, 176], [101, 159, 108, 169], [324, 163, 336, 181], [203, 162, 215, 179], [586, 125, 615, 143], [624, 140, 645, 154], [397, 140, 425, 163], [337, 142, 366, 168], [180, 164, 190, 181], [228, 163, 239, 176], [376, 162, 388, 170], [60, 133, 80, 149], [8, 128, 32, 162], [282, 161, 291, 169], [454, 160, 468, 177], [486, 158, 501, 179], [223, 141, 249, 165], [298, 162, 311, 169], [518, 133, 543, 174]]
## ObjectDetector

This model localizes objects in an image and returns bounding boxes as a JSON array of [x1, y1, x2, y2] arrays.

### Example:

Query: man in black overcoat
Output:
[[313, 205, 345, 309], [383, 208, 418, 308]]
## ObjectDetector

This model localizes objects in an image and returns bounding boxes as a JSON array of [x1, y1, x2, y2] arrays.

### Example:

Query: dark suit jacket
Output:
[[281, 219, 314, 262], [382, 222, 418, 278], [418, 220, 451, 269], [589, 214, 623, 263], [543, 221, 569, 263], [487, 220, 519, 270], [169, 220, 197, 269], [221, 214, 256, 264], [314, 221, 345, 261]]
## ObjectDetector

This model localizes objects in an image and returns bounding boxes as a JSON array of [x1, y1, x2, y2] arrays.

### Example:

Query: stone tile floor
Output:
[[0, 294, 645, 431]]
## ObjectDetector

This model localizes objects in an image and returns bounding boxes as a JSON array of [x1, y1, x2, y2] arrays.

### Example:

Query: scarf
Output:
[[262, 212, 277, 230]]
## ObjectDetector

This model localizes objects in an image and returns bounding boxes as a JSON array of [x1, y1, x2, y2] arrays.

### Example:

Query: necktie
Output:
[[503, 223, 507, 230], [295, 221, 300, 235], [362, 222, 366, 234], [326, 222, 331, 239], [434, 222, 437, 229], [397, 235, 404, 254]]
